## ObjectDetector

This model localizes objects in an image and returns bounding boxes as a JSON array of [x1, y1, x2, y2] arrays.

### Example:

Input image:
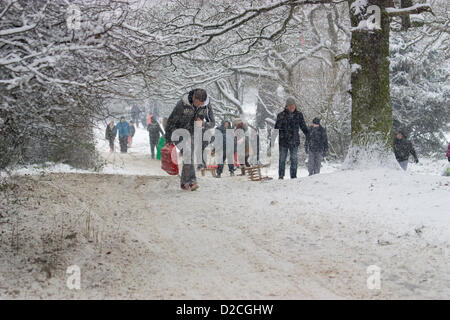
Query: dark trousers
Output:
[[308, 151, 323, 176], [150, 140, 158, 159], [217, 151, 234, 175], [132, 116, 139, 127], [108, 138, 115, 151], [279, 145, 298, 178], [197, 142, 208, 170], [181, 146, 196, 186], [119, 136, 128, 153]]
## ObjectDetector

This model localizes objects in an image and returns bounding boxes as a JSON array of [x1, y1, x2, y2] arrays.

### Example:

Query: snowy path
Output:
[[2, 169, 449, 299], [1, 127, 449, 299]]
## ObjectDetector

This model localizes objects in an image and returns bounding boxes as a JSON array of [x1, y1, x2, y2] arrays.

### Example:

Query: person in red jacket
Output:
[[446, 142, 450, 162]]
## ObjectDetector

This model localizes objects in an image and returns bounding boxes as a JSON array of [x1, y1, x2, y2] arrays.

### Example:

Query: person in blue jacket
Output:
[[114, 117, 130, 153]]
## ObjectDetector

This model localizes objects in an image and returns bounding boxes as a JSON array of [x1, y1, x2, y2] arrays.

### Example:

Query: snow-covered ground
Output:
[[1, 125, 449, 299]]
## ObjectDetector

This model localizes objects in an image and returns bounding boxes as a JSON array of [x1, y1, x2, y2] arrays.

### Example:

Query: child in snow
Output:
[[305, 117, 328, 176], [393, 129, 418, 171], [214, 120, 235, 178], [444, 143, 450, 177], [233, 118, 250, 175], [128, 121, 136, 148], [105, 121, 117, 152], [447, 143, 450, 162], [156, 118, 168, 160]]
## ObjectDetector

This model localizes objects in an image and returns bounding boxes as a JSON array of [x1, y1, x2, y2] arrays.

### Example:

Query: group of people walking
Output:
[[105, 117, 136, 153], [274, 97, 329, 179], [105, 112, 167, 156], [130, 105, 148, 128], [106, 88, 446, 191], [163, 88, 333, 191]]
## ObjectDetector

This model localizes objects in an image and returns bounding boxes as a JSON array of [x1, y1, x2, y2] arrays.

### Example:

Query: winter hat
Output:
[[396, 128, 407, 137], [312, 117, 321, 125], [285, 97, 296, 108], [233, 118, 243, 128], [233, 118, 248, 130]]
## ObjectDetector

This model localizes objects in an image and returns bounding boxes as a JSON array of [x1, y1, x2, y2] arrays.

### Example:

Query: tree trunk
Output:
[[401, 0, 413, 31], [349, 0, 393, 148]]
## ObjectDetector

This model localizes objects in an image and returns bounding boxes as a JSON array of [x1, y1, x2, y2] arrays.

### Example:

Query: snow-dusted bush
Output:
[[342, 133, 399, 170], [0, 1, 128, 169], [390, 0, 450, 156]]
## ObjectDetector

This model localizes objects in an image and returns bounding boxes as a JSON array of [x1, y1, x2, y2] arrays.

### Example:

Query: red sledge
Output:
[[161, 143, 179, 175]]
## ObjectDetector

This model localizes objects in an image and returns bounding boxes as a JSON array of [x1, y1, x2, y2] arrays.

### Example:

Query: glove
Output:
[[415, 158, 419, 164], [322, 152, 327, 158]]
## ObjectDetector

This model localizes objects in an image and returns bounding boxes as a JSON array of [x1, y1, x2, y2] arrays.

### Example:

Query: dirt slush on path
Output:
[[1, 127, 449, 299], [0, 168, 339, 299]]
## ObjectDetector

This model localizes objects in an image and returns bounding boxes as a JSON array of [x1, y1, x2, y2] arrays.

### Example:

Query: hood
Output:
[[182, 92, 192, 106], [395, 128, 408, 139], [233, 118, 243, 127], [233, 118, 247, 131], [184, 89, 210, 107], [219, 120, 232, 130]]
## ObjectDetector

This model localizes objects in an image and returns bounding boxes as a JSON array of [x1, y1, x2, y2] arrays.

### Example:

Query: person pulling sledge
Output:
[[165, 89, 215, 191]]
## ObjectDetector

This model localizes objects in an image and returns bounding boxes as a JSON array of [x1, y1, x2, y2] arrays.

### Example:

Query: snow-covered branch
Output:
[[386, 4, 433, 17]]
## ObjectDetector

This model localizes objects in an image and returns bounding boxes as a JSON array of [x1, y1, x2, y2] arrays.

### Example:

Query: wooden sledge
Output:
[[200, 165, 218, 177], [241, 164, 272, 181]]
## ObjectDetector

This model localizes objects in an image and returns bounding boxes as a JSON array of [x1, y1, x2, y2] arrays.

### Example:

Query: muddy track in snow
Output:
[[1, 170, 449, 299]]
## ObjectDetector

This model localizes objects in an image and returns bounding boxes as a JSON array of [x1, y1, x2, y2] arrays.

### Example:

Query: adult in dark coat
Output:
[[131, 105, 141, 127], [140, 112, 147, 128], [305, 117, 328, 176], [147, 117, 164, 159], [274, 97, 308, 179], [393, 129, 418, 171], [165, 88, 215, 190], [214, 120, 235, 177]]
